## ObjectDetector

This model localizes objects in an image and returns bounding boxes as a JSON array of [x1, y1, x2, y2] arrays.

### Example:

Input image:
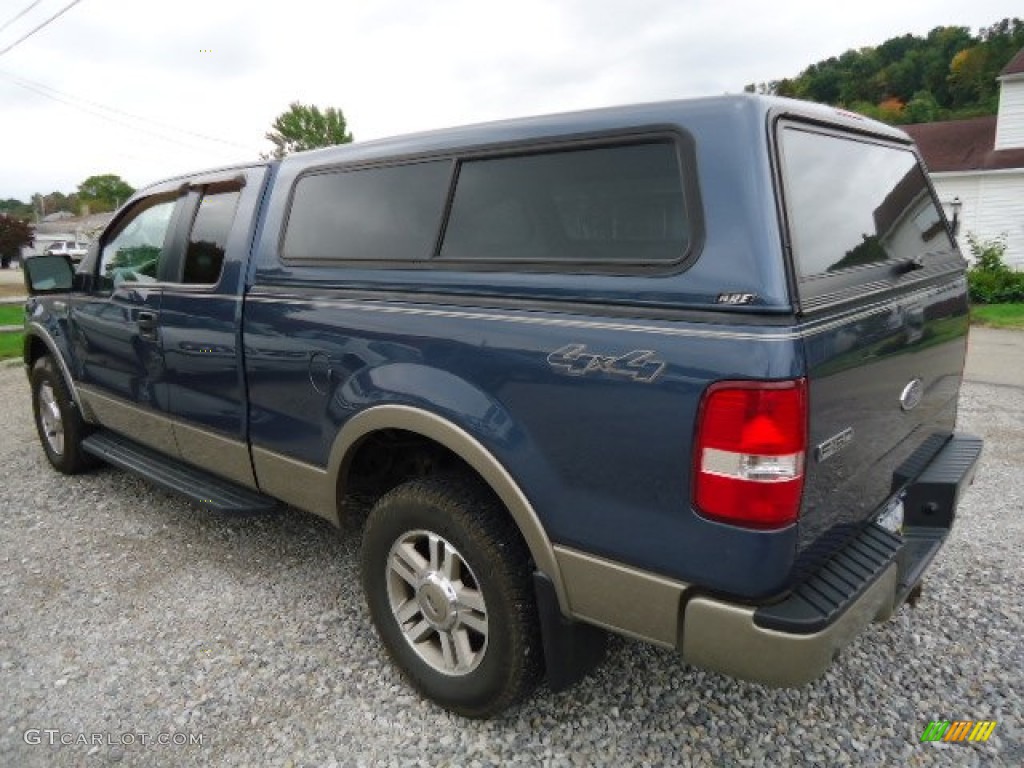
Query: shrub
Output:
[[966, 234, 1024, 304], [0, 214, 33, 268]]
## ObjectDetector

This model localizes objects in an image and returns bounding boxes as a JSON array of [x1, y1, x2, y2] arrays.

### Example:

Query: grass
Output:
[[0, 304, 25, 326], [971, 303, 1024, 329], [0, 332, 23, 361]]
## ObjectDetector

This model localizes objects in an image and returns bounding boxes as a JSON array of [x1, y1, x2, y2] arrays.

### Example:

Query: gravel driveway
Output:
[[1, 362, 1021, 767]]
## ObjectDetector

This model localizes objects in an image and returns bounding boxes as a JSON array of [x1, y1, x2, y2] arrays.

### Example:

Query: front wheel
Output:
[[30, 356, 95, 474], [360, 475, 542, 718]]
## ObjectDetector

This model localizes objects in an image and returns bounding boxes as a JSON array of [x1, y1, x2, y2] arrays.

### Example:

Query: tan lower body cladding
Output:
[[77, 386, 257, 489], [555, 544, 901, 687]]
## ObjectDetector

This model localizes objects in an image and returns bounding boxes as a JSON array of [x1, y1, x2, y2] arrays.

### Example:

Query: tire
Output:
[[30, 356, 95, 474], [360, 474, 542, 718]]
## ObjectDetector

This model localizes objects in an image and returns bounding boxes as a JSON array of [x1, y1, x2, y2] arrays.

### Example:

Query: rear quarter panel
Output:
[[243, 291, 807, 597]]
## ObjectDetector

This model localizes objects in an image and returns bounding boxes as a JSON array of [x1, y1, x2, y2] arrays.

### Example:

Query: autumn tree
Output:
[[948, 46, 997, 108], [264, 102, 353, 159], [0, 214, 33, 268], [877, 97, 906, 122]]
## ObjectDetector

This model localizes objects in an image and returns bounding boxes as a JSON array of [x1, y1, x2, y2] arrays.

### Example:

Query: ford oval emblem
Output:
[[899, 379, 924, 411]]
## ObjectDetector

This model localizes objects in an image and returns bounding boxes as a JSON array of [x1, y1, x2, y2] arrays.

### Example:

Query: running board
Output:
[[82, 430, 278, 514]]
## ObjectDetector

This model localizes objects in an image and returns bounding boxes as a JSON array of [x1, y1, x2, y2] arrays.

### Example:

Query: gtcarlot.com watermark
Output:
[[24, 729, 205, 748]]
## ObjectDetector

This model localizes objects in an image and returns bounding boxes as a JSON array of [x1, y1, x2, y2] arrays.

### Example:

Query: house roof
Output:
[[1001, 48, 1024, 77], [33, 211, 115, 236], [904, 116, 1024, 172], [873, 167, 920, 237]]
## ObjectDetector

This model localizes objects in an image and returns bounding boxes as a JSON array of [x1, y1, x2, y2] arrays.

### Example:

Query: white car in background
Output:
[[44, 241, 89, 264]]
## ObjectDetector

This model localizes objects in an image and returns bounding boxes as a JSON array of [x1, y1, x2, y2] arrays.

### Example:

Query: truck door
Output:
[[73, 192, 183, 456], [157, 169, 267, 488]]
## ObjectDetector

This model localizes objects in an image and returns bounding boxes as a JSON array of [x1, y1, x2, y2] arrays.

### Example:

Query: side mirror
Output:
[[24, 255, 74, 295]]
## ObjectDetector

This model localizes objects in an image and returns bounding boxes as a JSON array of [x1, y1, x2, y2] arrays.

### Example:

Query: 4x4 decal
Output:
[[547, 344, 666, 383]]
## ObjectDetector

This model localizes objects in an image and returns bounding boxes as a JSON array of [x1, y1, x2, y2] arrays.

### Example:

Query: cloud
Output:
[[0, 0, 1021, 199]]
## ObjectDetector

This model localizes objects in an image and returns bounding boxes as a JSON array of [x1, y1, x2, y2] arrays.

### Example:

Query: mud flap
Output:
[[533, 572, 608, 692]]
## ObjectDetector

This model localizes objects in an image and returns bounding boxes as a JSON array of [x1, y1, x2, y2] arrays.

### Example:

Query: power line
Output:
[[0, 0, 261, 161], [0, 68, 256, 152], [0, 0, 44, 36], [0, 69, 247, 158], [0, 0, 84, 57]]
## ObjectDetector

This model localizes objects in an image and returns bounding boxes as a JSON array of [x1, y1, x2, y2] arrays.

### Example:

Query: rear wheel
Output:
[[360, 475, 542, 718], [30, 356, 95, 474]]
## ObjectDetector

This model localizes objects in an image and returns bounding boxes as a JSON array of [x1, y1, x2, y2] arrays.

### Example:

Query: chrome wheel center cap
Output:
[[416, 572, 458, 630], [386, 530, 489, 676]]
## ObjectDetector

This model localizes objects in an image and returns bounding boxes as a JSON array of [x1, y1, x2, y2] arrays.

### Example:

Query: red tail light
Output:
[[694, 379, 808, 528]]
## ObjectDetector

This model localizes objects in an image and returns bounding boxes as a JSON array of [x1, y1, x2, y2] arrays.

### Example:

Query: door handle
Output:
[[137, 310, 159, 341]]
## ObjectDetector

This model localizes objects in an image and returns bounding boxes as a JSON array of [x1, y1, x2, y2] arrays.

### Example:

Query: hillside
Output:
[[746, 18, 1024, 124]]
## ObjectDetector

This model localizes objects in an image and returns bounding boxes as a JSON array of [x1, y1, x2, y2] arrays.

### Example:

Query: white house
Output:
[[905, 48, 1024, 269]]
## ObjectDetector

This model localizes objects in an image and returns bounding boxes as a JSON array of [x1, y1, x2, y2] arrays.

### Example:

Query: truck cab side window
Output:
[[183, 189, 241, 284], [99, 197, 177, 289]]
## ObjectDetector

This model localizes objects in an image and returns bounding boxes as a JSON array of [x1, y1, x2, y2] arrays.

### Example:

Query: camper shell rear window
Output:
[[777, 123, 960, 305]]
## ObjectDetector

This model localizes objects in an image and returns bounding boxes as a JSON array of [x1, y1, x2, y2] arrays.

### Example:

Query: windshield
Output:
[[780, 126, 955, 280]]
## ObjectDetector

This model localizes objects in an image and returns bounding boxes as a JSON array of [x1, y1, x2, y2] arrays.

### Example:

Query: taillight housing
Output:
[[693, 379, 808, 528]]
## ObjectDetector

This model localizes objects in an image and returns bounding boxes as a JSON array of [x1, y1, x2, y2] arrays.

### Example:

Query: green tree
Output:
[[264, 102, 353, 159], [77, 174, 135, 214], [836, 48, 882, 104], [905, 90, 940, 123], [0, 214, 34, 268], [880, 48, 928, 102], [980, 18, 1024, 67], [0, 198, 33, 220]]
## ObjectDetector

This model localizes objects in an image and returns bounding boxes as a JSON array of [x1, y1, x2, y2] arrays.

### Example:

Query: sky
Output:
[[1, 0, 1022, 203]]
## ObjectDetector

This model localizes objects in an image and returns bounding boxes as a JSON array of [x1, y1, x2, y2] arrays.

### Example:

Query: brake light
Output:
[[694, 379, 808, 528]]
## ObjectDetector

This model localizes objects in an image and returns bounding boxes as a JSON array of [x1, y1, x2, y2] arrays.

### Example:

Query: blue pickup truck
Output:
[[23, 95, 982, 718]]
